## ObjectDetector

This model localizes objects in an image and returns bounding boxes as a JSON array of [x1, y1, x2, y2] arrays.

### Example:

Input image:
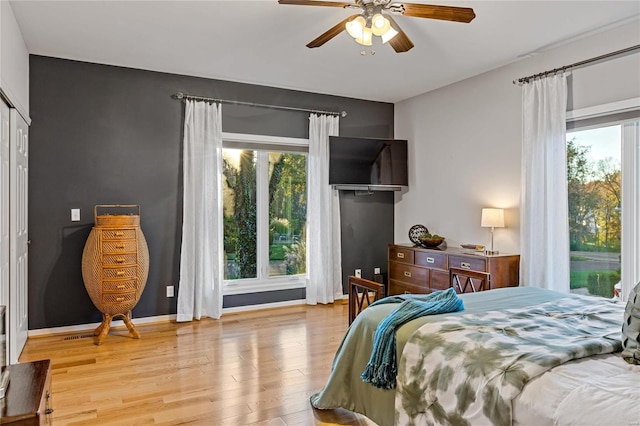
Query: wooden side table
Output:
[[0, 359, 53, 425]]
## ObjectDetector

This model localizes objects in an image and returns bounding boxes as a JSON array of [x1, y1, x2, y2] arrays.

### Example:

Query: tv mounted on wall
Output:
[[329, 136, 408, 191]]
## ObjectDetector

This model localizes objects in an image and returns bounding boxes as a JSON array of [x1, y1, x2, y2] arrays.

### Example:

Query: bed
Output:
[[311, 286, 640, 426]]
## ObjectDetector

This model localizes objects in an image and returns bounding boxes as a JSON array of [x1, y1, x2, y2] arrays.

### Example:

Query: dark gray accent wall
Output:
[[29, 55, 395, 329], [339, 191, 394, 289]]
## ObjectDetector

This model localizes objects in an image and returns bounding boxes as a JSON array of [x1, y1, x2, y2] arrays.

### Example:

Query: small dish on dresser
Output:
[[461, 244, 485, 251]]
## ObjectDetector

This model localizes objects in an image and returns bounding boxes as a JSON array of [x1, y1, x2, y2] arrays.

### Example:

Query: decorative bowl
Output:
[[418, 235, 445, 248]]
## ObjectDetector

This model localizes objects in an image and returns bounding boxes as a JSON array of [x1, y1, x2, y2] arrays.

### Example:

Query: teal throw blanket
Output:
[[360, 288, 464, 389]]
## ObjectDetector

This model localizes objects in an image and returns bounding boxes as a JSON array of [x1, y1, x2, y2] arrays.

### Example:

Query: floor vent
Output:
[[63, 334, 94, 341]]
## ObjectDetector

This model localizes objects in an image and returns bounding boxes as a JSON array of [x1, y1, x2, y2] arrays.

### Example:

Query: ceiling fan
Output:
[[278, 0, 475, 53]]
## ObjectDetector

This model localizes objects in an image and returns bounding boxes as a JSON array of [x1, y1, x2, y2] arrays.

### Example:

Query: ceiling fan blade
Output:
[[385, 15, 414, 53], [307, 14, 359, 48], [396, 3, 476, 23], [278, 0, 352, 8]]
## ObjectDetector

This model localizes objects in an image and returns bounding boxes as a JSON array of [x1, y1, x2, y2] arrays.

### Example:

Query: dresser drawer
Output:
[[102, 253, 137, 266], [103, 279, 137, 293], [388, 279, 429, 295], [102, 266, 137, 279], [389, 246, 415, 264], [415, 251, 447, 270], [448, 255, 486, 272], [102, 291, 136, 305], [430, 270, 451, 290], [102, 229, 136, 240], [389, 262, 429, 286], [102, 239, 137, 253]]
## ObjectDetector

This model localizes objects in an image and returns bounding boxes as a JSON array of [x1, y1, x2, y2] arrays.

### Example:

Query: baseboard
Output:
[[28, 296, 346, 337], [28, 314, 177, 338]]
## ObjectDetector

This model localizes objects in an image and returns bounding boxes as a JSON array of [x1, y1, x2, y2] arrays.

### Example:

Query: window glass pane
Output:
[[223, 149, 257, 280], [567, 125, 621, 298], [268, 152, 307, 277]]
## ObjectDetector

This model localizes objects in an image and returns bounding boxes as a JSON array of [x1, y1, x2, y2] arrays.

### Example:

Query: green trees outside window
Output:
[[223, 148, 307, 281], [567, 126, 621, 298]]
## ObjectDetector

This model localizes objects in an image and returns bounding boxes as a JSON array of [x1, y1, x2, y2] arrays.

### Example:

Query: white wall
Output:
[[394, 20, 640, 255], [0, 1, 29, 121]]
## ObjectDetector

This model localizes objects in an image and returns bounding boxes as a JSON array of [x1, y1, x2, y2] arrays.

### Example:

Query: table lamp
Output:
[[481, 208, 504, 255]]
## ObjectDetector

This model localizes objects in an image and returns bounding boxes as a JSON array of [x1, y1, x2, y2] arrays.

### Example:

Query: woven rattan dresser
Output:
[[81, 205, 149, 345]]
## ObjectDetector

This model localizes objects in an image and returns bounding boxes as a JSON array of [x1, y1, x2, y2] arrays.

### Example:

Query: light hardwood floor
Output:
[[19, 302, 376, 426]]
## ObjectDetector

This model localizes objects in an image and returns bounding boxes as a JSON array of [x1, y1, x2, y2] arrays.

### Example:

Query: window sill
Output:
[[223, 277, 306, 295]]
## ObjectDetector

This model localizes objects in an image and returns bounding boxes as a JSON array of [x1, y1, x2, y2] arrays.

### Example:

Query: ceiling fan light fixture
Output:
[[381, 26, 399, 43], [354, 26, 373, 46], [371, 13, 391, 36], [345, 15, 366, 38]]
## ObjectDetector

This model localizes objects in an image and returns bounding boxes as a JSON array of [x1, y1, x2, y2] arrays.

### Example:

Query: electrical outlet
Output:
[[355, 269, 362, 278], [166, 286, 174, 297], [374, 267, 381, 274]]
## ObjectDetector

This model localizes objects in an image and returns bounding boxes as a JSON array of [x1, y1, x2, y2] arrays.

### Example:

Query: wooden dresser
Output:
[[388, 244, 519, 295], [0, 360, 52, 425], [82, 205, 149, 345]]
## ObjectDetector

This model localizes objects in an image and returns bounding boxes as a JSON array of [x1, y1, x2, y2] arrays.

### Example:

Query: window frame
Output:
[[566, 98, 640, 301], [221, 132, 309, 295]]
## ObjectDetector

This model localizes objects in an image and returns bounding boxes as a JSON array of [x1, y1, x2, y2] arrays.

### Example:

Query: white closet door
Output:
[[0, 101, 9, 365], [9, 108, 28, 364]]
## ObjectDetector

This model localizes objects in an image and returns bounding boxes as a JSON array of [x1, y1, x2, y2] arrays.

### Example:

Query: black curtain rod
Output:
[[513, 44, 640, 85], [173, 92, 347, 117]]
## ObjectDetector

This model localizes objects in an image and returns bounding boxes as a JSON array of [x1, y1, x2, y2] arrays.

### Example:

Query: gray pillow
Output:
[[621, 281, 640, 365]]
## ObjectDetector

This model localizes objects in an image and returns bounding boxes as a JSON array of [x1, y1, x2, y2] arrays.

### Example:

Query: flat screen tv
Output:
[[329, 136, 408, 189]]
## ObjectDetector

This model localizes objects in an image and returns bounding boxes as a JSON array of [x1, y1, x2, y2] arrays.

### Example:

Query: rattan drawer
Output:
[[102, 279, 137, 293], [101, 229, 136, 240], [102, 253, 137, 266], [102, 240, 137, 253], [101, 291, 136, 305], [102, 266, 137, 279]]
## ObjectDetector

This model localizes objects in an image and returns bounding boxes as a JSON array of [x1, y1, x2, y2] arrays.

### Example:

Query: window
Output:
[[221, 133, 308, 294], [567, 112, 639, 299]]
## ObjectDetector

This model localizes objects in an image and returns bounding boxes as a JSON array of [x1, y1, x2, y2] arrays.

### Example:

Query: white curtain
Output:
[[307, 114, 342, 304], [176, 100, 224, 321], [520, 74, 570, 292]]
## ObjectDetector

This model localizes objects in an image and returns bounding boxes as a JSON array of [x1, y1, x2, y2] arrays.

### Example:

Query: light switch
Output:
[[71, 208, 80, 222]]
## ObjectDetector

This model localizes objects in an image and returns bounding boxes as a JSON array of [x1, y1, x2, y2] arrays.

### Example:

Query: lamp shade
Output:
[[381, 26, 398, 43], [481, 208, 505, 228], [346, 16, 366, 38]]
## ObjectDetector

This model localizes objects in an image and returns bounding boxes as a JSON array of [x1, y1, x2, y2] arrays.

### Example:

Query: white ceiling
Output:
[[9, 0, 640, 103]]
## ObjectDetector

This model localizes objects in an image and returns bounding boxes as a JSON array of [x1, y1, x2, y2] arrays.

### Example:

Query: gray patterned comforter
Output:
[[395, 295, 624, 426]]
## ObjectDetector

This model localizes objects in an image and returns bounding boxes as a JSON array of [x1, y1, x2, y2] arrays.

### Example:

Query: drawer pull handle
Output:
[[116, 297, 125, 302], [115, 232, 125, 237], [117, 284, 126, 289], [116, 244, 125, 249], [404, 271, 412, 278], [116, 271, 125, 276], [116, 258, 125, 263], [426, 257, 434, 264], [45, 408, 54, 415], [461, 262, 471, 270], [397, 252, 405, 259]]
